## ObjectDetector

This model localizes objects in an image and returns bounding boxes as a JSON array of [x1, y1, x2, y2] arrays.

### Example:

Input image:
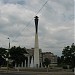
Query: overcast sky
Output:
[[0, 0, 74, 56]]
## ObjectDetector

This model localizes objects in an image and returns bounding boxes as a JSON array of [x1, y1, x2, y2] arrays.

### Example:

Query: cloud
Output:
[[0, 0, 26, 5], [0, 0, 74, 56]]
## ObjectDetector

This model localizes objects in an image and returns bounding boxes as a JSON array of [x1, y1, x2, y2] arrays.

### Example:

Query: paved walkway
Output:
[[0, 72, 74, 75]]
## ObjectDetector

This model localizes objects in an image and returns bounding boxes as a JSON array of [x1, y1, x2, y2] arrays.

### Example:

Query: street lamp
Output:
[[74, 52, 75, 74], [6, 50, 9, 72], [6, 38, 10, 72], [8, 38, 10, 49]]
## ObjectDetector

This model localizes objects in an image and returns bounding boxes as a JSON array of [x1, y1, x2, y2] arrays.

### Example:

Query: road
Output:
[[0, 72, 74, 75]]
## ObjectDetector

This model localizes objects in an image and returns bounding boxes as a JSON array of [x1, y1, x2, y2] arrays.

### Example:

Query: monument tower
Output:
[[34, 16, 39, 68]]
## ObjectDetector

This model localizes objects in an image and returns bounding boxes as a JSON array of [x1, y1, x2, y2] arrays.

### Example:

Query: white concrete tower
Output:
[[34, 16, 39, 68]]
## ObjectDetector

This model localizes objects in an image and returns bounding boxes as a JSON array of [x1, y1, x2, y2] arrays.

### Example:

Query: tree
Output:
[[57, 56, 64, 67], [57, 57, 61, 65], [0, 48, 6, 66], [9, 46, 27, 66], [43, 58, 51, 68], [62, 43, 75, 68]]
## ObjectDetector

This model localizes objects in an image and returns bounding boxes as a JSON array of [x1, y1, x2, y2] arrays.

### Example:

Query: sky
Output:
[[0, 0, 74, 56]]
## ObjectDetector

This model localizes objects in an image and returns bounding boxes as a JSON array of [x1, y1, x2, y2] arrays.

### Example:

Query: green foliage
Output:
[[0, 47, 6, 58], [0, 48, 6, 66], [9, 46, 27, 64], [62, 43, 75, 68], [0, 46, 27, 67], [62, 65, 68, 69], [57, 57, 61, 65], [43, 58, 51, 67], [57, 56, 64, 66]]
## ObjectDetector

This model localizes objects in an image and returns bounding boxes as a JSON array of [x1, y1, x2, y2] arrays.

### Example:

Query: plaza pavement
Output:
[[0, 72, 74, 75], [0, 67, 74, 75]]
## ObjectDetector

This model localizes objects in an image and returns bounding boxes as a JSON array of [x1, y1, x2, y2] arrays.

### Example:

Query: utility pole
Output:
[[6, 38, 10, 72]]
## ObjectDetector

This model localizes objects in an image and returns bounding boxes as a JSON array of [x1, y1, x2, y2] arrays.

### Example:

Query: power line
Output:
[[21, 0, 49, 32], [35, 0, 49, 16], [11, 0, 49, 44]]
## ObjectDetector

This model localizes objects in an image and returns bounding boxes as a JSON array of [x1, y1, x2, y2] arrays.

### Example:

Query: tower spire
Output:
[[34, 16, 39, 68], [34, 16, 39, 34]]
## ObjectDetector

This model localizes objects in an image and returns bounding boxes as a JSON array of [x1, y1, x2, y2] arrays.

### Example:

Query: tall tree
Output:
[[9, 46, 27, 66], [43, 58, 51, 67], [0, 47, 6, 66], [57, 57, 61, 65], [62, 43, 75, 68]]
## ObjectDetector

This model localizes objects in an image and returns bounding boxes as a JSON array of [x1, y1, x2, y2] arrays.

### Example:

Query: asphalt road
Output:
[[0, 72, 74, 75]]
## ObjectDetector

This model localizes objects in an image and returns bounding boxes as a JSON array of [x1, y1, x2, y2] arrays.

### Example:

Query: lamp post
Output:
[[6, 50, 9, 72], [6, 38, 10, 72], [74, 52, 75, 74], [8, 38, 10, 49]]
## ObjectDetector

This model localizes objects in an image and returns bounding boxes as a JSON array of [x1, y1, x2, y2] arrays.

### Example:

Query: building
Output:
[[14, 48, 57, 68], [26, 48, 57, 67], [41, 52, 57, 64]]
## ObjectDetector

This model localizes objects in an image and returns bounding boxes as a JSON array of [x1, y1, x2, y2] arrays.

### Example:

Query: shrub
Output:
[[63, 65, 68, 69]]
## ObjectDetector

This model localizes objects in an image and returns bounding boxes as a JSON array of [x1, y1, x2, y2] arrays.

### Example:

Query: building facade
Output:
[[14, 48, 57, 68], [41, 52, 57, 64], [26, 48, 57, 67]]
